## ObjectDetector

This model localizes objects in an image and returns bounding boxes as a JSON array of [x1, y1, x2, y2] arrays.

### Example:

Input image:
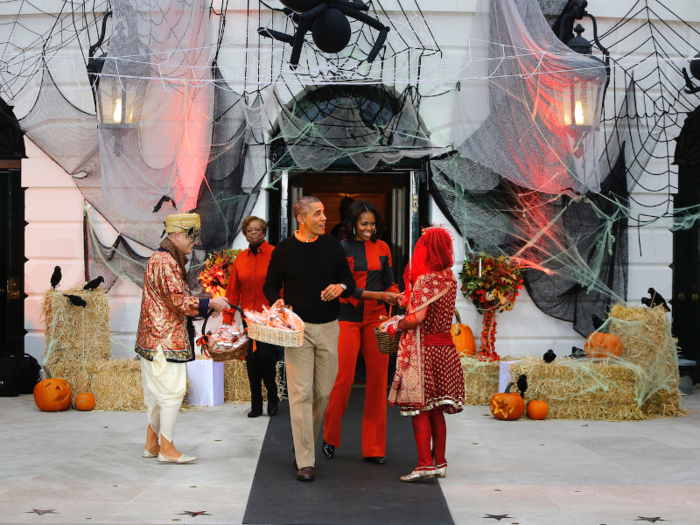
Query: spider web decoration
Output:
[[431, 0, 700, 336], [2, 0, 700, 338]]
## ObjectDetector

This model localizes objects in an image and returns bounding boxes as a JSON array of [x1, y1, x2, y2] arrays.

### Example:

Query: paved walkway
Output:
[[1, 390, 699, 525]]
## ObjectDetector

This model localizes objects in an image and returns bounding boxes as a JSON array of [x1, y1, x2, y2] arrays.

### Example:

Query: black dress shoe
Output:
[[364, 456, 386, 465], [267, 401, 278, 416], [297, 466, 315, 481], [248, 409, 262, 418], [322, 441, 335, 459]]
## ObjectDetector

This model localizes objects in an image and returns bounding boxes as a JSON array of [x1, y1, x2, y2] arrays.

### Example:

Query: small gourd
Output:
[[527, 399, 549, 420], [75, 393, 96, 411]]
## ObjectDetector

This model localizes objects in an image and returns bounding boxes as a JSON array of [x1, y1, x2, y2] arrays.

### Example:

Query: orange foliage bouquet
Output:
[[197, 248, 242, 298], [460, 253, 523, 362]]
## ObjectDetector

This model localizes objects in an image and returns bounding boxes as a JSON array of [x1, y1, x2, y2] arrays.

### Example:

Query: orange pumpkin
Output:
[[33, 378, 72, 412], [451, 309, 476, 357], [584, 332, 623, 359], [489, 382, 525, 421], [75, 393, 96, 411], [527, 399, 548, 420]]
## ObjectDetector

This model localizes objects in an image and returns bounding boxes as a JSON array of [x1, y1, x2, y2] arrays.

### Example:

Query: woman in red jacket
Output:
[[322, 201, 400, 464], [224, 216, 280, 418]]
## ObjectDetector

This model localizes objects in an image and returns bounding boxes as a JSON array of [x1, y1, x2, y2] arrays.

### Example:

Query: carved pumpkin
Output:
[[489, 382, 525, 421], [527, 399, 548, 420], [451, 309, 476, 357], [33, 378, 72, 412], [584, 332, 623, 359], [75, 393, 96, 411]]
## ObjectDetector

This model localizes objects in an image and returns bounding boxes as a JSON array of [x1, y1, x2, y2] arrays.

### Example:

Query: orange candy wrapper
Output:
[[243, 304, 305, 331]]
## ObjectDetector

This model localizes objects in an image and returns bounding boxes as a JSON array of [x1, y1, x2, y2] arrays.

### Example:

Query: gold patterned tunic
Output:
[[136, 250, 208, 362]]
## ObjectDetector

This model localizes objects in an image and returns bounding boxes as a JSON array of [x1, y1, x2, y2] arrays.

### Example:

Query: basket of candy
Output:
[[244, 304, 305, 348], [375, 308, 404, 354], [197, 305, 250, 362]]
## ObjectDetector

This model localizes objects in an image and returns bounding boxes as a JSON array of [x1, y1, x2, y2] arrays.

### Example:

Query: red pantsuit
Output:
[[323, 239, 398, 458], [325, 319, 388, 457]]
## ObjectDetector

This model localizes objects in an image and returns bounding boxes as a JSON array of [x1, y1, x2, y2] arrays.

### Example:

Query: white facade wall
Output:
[[12, 0, 695, 362]]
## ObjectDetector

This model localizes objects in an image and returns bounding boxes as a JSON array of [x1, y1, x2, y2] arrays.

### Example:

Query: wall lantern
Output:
[[86, 13, 148, 155], [555, 0, 610, 129]]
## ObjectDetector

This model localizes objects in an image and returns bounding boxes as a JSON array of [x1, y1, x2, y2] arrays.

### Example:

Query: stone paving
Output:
[[1, 390, 699, 525]]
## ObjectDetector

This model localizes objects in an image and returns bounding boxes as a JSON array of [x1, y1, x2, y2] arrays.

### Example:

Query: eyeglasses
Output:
[[174, 225, 200, 242]]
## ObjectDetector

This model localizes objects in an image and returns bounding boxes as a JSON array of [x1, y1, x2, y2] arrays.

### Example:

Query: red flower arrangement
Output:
[[459, 253, 523, 362], [197, 248, 242, 298]]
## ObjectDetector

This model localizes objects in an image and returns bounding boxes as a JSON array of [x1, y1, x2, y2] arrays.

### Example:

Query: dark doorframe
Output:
[[266, 166, 429, 288], [0, 100, 27, 358], [672, 107, 700, 381]]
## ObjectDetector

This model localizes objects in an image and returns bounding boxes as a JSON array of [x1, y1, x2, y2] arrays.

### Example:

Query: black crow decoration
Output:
[[516, 374, 528, 399], [543, 349, 556, 363], [50, 266, 62, 289], [591, 313, 605, 331], [641, 287, 670, 312], [83, 276, 104, 291], [570, 346, 586, 359], [65, 294, 87, 308]]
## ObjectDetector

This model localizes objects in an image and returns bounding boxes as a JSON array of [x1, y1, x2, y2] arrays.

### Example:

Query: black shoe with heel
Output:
[[322, 441, 335, 459]]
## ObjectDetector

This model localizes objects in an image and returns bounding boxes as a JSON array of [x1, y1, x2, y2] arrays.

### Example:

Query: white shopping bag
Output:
[[186, 360, 224, 407]]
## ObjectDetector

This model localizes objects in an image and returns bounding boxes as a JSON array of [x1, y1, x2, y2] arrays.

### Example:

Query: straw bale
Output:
[[40, 287, 111, 366], [45, 359, 145, 411], [609, 303, 683, 417], [223, 360, 286, 404], [461, 358, 500, 405]]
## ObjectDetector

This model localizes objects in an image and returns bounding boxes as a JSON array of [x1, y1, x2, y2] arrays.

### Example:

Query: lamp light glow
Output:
[[113, 99, 122, 123], [574, 101, 584, 125]]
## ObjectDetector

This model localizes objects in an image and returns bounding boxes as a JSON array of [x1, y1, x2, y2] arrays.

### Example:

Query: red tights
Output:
[[410, 407, 447, 469]]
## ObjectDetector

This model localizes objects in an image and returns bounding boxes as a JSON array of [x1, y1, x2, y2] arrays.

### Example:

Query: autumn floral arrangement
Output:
[[197, 248, 242, 298], [459, 253, 523, 362]]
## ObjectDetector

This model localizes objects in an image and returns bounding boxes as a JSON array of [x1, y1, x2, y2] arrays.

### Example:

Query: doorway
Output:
[[267, 169, 426, 384], [672, 107, 700, 382]]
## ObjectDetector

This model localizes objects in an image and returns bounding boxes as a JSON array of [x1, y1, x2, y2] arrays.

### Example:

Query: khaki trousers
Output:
[[285, 320, 340, 468]]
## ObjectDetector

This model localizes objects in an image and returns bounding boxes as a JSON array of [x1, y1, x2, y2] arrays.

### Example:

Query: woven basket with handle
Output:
[[198, 305, 250, 362], [247, 306, 305, 348], [375, 305, 401, 354]]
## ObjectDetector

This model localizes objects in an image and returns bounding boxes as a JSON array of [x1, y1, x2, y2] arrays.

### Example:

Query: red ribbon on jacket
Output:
[[422, 332, 455, 347]]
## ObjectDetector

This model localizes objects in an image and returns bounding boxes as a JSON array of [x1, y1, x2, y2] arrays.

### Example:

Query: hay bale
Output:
[[462, 358, 500, 405], [509, 355, 645, 420], [45, 359, 145, 411], [223, 360, 286, 404], [609, 303, 683, 417], [40, 287, 111, 366]]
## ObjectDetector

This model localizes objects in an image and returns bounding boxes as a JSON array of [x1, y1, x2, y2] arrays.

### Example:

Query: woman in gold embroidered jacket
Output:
[[387, 226, 465, 482], [135, 213, 230, 464]]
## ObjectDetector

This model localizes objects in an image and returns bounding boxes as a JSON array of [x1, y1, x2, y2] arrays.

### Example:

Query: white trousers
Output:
[[140, 345, 186, 442]]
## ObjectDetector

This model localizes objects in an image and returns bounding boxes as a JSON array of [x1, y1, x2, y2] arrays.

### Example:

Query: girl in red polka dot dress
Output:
[[387, 226, 465, 482]]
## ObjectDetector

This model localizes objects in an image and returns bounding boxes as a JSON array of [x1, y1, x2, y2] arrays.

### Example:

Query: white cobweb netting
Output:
[[451, 0, 607, 197], [18, 0, 213, 251]]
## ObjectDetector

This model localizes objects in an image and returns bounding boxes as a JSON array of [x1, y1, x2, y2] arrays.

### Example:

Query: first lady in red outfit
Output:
[[224, 216, 280, 418], [387, 226, 465, 481], [323, 201, 401, 464]]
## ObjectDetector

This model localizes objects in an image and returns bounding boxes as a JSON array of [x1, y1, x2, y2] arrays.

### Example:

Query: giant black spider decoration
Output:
[[258, 1, 390, 69]]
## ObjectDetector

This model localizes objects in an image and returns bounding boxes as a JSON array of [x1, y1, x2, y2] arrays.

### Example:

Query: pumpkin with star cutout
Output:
[[489, 382, 525, 421], [33, 378, 72, 412]]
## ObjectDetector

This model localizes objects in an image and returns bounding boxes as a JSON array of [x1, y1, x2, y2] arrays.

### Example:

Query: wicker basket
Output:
[[375, 306, 401, 354], [198, 306, 250, 362], [248, 321, 305, 348]]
